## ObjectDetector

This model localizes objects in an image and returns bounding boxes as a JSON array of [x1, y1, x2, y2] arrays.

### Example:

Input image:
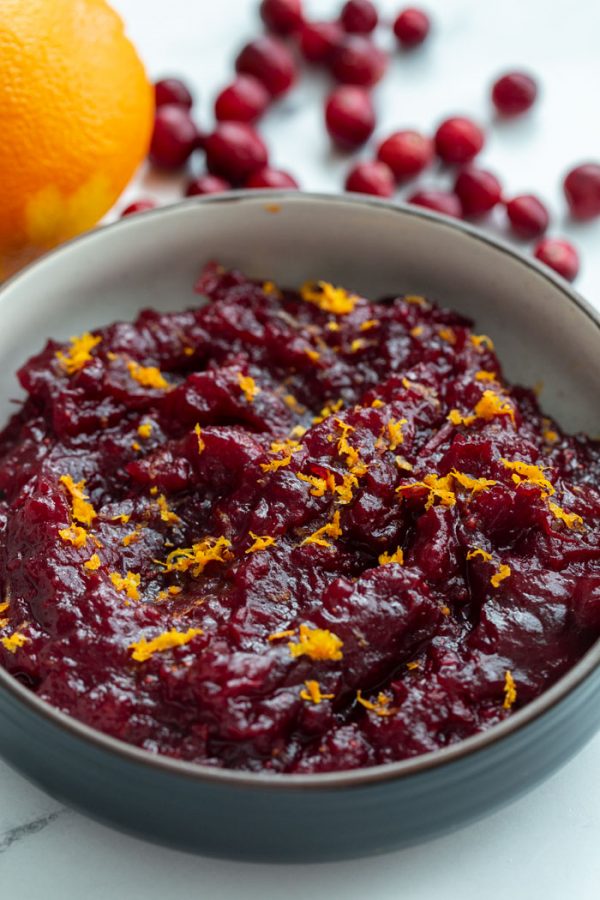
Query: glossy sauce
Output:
[[0, 264, 598, 773]]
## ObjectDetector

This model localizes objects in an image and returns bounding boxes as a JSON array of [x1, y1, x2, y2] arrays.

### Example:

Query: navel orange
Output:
[[0, 0, 154, 278]]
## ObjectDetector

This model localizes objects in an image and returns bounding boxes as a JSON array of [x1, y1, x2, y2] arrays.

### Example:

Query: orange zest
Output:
[[288, 624, 343, 661]]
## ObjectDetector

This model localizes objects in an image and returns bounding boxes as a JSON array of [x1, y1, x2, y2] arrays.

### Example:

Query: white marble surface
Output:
[[1, 0, 599, 896]]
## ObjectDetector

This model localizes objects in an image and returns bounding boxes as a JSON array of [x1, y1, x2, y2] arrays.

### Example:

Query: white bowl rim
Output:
[[0, 189, 598, 790]]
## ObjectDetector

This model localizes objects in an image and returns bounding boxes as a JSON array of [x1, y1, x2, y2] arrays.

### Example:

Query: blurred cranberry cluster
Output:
[[122, 0, 600, 283]]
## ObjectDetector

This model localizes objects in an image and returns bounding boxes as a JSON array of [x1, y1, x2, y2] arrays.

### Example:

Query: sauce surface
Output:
[[1, 265, 599, 773]]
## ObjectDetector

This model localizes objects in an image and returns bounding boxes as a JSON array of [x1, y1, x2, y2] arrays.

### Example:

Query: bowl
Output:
[[0, 192, 599, 862]]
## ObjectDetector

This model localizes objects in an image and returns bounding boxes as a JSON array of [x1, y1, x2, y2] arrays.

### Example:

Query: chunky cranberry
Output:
[[325, 86, 375, 149], [235, 36, 297, 98], [454, 167, 502, 216], [154, 77, 194, 110], [377, 130, 433, 180], [563, 163, 600, 221], [330, 36, 388, 87], [149, 105, 199, 169], [505, 195, 549, 239], [245, 167, 299, 189], [340, 0, 378, 34], [260, 0, 304, 35], [214, 76, 271, 124], [434, 116, 485, 165], [4, 257, 599, 775], [491, 72, 538, 116], [185, 175, 232, 196], [204, 122, 269, 183], [345, 160, 395, 197], [393, 7, 431, 47], [534, 238, 580, 281], [299, 21, 345, 63], [120, 199, 156, 217], [407, 189, 462, 218]]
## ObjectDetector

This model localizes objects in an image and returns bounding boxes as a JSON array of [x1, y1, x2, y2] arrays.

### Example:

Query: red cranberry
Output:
[[491, 72, 538, 116], [407, 190, 462, 218], [204, 122, 269, 183], [185, 175, 231, 196], [505, 195, 549, 239], [325, 86, 375, 149], [154, 77, 194, 110], [340, 0, 378, 34], [245, 167, 299, 189], [393, 8, 431, 48], [149, 105, 198, 169], [260, 0, 304, 35], [121, 199, 156, 217], [377, 130, 433, 180], [299, 21, 345, 64], [434, 116, 485, 165], [236, 36, 296, 98], [330, 36, 388, 87], [345, 161, 395, 197], [454, 167, 502, 216], [563, 163, 600, 221], [214, 76, 271, 124], [534, 238, 579, 281]]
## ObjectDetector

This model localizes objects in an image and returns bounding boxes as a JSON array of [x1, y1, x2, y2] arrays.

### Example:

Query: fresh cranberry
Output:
[[149, 105, 198, 169], [505, 195, 549, 239], [377, 130, 433, 180], [534, 238, 579, 281], [330, 36, 388, 87], [204, 122, 269, 183], [235, 36, 297, 98], [434, 116, 485, 165], [185, 175, 232, 196], [393, 8, 431, 47], [299, 21, 345, 63], [325, 86, 375, 149], [260, 0, 304, 35], [563, 163, 600, 220], [121, 199, 156, 217], [345, 160, 395, 197], [245, 167, 299, 189], [454, 167, 502, 216], [407, 190, 462, 218], [214, 76, 271, 124], [340, 0, 378, 34], [154, 77, 194, 110], [491, 72, 538, 116]]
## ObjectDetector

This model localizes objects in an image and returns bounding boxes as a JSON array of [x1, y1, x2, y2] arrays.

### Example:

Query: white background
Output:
[[1, 1, 599, 897]]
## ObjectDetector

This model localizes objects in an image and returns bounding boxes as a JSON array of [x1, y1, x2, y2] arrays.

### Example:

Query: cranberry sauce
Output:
[[1, 265, 598, 773]]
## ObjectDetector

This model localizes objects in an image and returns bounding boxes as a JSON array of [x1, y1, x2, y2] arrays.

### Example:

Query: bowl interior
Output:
[[1, 192, 599, 791], [0, 192, 599, 436]]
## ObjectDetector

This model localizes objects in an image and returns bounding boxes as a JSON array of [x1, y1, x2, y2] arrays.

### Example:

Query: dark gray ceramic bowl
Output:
[[0, 192, 599, 862]]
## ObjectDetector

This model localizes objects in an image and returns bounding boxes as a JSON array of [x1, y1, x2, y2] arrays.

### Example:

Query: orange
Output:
[[0, 0, 154, 279]]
